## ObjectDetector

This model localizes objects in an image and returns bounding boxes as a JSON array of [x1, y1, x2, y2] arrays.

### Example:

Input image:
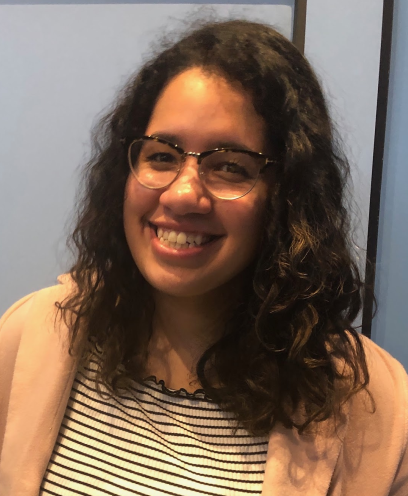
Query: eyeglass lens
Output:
[[129, 139, 263, 200]]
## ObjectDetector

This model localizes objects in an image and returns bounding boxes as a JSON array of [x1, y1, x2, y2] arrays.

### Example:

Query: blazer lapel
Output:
[[262, 408, 349, 496]]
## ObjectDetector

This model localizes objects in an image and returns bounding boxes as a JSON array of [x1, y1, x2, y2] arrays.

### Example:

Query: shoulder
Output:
[[340, 334, 408, 491], [360, 334, 408, 406], [361, 335, 408, 452], [349, 334, 408, 429], [346, 336, 408, 474], [0, 275, 74, 353], [0, 276, 75, 412]]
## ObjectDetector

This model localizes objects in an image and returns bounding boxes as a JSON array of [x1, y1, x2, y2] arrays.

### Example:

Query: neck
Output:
[[145, 286, 237, 392]]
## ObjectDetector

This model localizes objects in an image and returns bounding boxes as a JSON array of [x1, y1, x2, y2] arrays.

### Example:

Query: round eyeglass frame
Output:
[[122, 135, 276, 200]]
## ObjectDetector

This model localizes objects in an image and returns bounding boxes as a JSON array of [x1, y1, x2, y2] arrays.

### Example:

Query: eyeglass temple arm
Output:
[[260, 158, 276, 171]]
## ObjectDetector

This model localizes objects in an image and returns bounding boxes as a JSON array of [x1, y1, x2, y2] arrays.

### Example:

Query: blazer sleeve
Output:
[[0, 292, 38, 451], [388, 351, 408, 495], [363, 337, 408, 496]]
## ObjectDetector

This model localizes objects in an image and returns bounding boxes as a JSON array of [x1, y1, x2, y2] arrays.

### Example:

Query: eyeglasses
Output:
[[123, 135, 276, 200]]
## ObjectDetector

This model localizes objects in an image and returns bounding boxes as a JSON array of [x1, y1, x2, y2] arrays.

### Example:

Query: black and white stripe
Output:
[[40, 358, 269, 495]]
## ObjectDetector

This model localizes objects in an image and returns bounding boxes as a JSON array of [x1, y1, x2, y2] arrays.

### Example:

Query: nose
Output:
[[159, 156, 212, 215]]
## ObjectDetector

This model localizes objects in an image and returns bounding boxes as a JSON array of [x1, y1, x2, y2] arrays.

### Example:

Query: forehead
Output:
[[145, 67, 267, 153]]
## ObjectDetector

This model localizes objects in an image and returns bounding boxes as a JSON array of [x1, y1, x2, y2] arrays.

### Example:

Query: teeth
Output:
[[156, 227, 212, 250], [176, 232, 187, 245], [168, 231, 177, 243]]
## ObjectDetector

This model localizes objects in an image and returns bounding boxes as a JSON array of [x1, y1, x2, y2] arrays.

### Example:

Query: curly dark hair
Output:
[[59, 19, 370, 436]]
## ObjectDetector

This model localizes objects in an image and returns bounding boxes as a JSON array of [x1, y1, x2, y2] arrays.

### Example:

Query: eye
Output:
[[208, 159, 255, 184], [143, 150, 180, 172], [202, 150, 259, 183], [146, 152, 178, 163], [215, 161, 251, 177]]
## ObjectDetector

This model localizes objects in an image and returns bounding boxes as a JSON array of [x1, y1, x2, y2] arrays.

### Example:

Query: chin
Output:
[[149, 280, 217, 298], [145, 268, 247, 300]]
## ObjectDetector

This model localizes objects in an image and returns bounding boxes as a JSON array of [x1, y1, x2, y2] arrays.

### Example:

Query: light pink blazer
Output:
[[1, 278, 408, 496]]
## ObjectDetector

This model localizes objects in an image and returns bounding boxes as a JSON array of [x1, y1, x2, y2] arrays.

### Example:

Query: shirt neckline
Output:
[[142, 375, 213, 401]]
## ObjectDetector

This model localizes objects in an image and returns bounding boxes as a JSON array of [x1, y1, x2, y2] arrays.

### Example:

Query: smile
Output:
[[150, 224, 220, 251]]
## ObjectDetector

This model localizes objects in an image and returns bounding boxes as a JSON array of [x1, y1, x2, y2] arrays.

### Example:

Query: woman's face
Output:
[[123, 67, 270, 298]]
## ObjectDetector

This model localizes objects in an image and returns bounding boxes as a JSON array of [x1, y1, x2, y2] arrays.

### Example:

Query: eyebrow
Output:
[[149, 132, 256, 153]]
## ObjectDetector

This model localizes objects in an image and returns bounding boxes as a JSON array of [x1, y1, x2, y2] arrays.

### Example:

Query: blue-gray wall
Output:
[[371, 0, 408, 369]]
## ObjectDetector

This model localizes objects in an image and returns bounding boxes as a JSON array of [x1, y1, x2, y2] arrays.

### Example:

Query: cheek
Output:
[[226, 194, 267, 250], [123, 175, 157, 221], [123, 176, 161, 253]]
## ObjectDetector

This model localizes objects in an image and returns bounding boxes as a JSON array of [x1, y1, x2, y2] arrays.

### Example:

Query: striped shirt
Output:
[[40, 358, 269, 496]]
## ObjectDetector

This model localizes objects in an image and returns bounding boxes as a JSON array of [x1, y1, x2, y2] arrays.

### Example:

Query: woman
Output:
[[0, 19, 407, 496]]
